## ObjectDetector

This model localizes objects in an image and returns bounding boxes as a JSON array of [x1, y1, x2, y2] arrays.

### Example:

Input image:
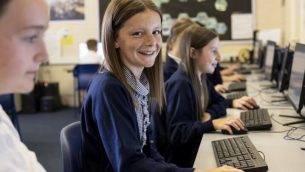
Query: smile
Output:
[[138, 51, 155, 56]]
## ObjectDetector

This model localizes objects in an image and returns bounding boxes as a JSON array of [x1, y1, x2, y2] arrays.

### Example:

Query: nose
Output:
[[35, 40, 49, 63], [216, 52, 221, 62], [144, 34, 156, 46]]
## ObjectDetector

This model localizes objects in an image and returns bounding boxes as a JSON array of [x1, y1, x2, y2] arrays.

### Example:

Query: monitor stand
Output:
[[279, 114, 305, 126]]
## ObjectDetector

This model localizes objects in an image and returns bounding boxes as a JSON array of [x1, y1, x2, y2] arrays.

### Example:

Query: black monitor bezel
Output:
[[264, 41, 276, 81], [287, 43, 305, 114], [278, 44, 294, 92]]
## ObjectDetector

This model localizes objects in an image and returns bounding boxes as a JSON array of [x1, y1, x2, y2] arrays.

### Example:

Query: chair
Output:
[[60, 121, 82, 172], [0, 94, 21, 135], [73, 64, 100, 113]]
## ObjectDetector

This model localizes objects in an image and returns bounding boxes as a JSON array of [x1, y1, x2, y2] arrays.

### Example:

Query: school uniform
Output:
[[164, 67, 227, 167], [207, 63, 234, 108], [80, 69, 193, 172], [163, 53, 180, 82], [207, 63, 223, 85]]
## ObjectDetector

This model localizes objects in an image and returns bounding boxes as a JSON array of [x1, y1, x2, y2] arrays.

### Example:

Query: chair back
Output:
[[73, 64, 100, 90], [0, 94, 15, 113], [60, 121, 82, 172], [0, 94, 20, 134]]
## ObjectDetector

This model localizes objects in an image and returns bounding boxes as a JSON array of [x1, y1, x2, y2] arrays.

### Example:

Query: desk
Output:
[[194, 73, 305, 172]]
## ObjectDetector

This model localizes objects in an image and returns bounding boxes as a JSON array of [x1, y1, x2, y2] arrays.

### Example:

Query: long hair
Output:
[[0, 0, 11, 17], [166, 18, 194, 55], [178, 25, 218, 119], [102, 0, 164, 109]]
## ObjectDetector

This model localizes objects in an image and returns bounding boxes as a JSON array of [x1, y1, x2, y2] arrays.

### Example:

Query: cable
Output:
[[257, 151, 265, 161], [283, 127, 305, 142]]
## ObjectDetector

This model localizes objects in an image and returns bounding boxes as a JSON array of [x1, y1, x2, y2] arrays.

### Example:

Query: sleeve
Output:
[[206, 79, 227, 119], [92, 80, 193, 172], [225, 99, 233, 108], [207, 63, 223, 85], [165, 79, 215, 146]]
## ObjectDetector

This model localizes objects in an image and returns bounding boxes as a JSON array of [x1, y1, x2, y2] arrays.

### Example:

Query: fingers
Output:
[[220, 165, 244, 172], [215, 84, 229, 93], [236, 97, 258, 110], [227, 118, 244, 130]]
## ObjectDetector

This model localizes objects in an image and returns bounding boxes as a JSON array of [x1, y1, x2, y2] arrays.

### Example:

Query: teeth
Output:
[[139, 51, 154, 55]]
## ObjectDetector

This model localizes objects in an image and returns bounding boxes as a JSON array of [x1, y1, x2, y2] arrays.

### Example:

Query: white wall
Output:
[[34, 0, 303, 107]]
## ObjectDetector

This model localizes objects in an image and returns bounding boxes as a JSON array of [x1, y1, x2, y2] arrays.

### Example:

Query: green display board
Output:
[[160, 0, 253, 41]]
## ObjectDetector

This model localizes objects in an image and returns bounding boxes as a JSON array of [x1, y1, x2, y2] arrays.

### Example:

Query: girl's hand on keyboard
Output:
[[215, 84, 229, 93], [212, 117, 245, 133], [233, 96, 257, 110]]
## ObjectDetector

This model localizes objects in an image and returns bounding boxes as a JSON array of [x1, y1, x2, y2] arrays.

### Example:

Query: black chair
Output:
[[0, 94, 21, 135], [60, 121, 82, 172], [73, 64, 100, 113]]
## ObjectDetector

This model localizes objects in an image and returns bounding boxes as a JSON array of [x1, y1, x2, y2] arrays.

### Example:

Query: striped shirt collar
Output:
[[123, 67, 149, 96]]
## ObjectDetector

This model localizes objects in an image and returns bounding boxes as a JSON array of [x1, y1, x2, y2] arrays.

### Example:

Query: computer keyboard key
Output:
[[240, 109, 272, 130], [212, 136, 268, 172]]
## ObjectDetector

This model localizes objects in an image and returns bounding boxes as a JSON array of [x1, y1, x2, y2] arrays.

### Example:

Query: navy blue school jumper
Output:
[[207, 64, 234, 108], [163, 55, 179, 82], [80, 70, 193, 172], [164, 67, 227, 167], [207, 63, 223, 85]]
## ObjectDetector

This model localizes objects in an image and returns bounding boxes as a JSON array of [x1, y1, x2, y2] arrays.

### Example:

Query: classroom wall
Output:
[[32, 0, 302, 107]]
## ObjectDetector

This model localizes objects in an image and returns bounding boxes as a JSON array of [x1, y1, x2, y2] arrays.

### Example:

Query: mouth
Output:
[[138, 50, 156, 56], [26, 71, 38, 77]]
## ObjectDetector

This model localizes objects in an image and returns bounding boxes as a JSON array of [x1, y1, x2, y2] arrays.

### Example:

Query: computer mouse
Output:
[[252, 105, 260, 110], [221, 126, 248, 135]]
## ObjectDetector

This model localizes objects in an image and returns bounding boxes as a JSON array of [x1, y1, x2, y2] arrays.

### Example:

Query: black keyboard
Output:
[[226, 91, 248, 100], [228, 83, 247, 92], [212, 136, 268, 172], [236, 69, 252, 75], [240, 109, 272, 130]]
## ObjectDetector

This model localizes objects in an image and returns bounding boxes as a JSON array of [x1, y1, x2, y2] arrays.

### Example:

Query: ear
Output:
[[114, 41, 119, 48], [189, 47, 198, 59]]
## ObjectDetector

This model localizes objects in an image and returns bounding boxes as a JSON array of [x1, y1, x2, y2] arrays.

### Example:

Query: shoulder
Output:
[[165, 68, 192, 91], [88, 71, 129, 97]]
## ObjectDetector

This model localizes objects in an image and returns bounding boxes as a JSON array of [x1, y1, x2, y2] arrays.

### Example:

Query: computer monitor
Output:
[[78, 42, 104, 58], [280, 43, 305, 126], [278, 44, 294, 92], [264, 41, 276, 81], [252, 40, 262, 64], [287, 43, 305, 115]]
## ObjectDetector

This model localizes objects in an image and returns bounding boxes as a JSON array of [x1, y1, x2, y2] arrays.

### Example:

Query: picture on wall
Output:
[[50, 0, 85, 21]]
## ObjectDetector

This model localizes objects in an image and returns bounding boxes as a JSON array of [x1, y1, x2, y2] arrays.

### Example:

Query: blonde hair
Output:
[[178, 25, 218, 119], [166, 18, 194, 54], [102, 0, 164, 109]]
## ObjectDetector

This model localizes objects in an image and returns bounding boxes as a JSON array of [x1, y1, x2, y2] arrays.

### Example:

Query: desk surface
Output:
[[193, 73, 305, 172]]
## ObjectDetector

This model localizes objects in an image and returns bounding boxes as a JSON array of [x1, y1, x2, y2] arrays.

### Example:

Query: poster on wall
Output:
[[50, 0, 85, 21]]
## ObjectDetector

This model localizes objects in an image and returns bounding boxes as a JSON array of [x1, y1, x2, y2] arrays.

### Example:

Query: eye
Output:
[[153, 30, 162, 35], [132, 31, 144, 37], [24, 35, 38, 43]]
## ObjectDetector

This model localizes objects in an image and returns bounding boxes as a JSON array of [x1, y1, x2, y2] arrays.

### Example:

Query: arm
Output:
[[165, 79, 215, 146], [206, 80, 227, 119]]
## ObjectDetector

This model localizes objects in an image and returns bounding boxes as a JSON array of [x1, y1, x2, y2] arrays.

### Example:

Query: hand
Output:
[[215, 84, 228, 93], [233, 96, 257, 110], [195, 165, 244, 172], [212, 117, 245, 134], [201, 112, 211, 122]]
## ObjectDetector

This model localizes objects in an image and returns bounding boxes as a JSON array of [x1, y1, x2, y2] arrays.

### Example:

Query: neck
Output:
[[171, 45, 180, 58]]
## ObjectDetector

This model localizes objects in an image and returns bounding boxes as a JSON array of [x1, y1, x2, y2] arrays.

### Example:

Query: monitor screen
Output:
[[253, 40, 262, 63], [278, 44, 294, 92], [287, 43, 305, 113], [264, 41, 276, 80], [78, 42, 104, 58]]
